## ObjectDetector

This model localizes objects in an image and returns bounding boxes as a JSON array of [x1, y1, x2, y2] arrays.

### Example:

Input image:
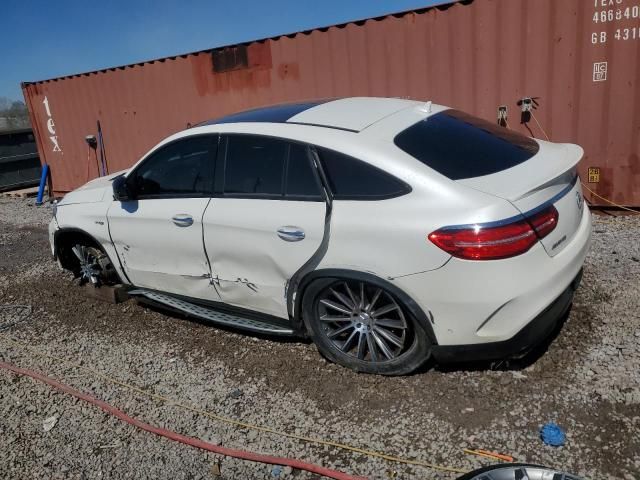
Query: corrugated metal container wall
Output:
[[22, 0, 640, 205]]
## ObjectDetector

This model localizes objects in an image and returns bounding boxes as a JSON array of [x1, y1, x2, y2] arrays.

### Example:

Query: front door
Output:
[[202, 134, 326, 318], [108, 134, 219, 301]]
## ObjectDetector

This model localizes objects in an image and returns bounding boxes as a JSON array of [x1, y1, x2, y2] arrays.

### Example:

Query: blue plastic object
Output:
[[540, 422, 566, 446], [271, 465, 283, 477], [35, 163, 49, 206]]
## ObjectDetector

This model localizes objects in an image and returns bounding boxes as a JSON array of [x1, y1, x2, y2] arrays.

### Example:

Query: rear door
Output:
[[202, 134, 326, 319], [108, 134, 219, 300]]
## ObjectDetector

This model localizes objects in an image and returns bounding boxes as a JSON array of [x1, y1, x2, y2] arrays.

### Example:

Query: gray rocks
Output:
[[0, 200, 638, 479]]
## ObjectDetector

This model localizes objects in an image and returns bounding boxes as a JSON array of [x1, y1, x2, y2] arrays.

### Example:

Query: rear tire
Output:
[[302, 277, 431, 375]]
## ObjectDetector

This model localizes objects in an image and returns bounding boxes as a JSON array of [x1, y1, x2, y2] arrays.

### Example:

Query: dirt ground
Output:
[[0, 197, 638, 480]]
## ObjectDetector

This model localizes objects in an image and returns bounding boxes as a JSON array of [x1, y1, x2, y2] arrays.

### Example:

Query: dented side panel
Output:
[[107, 198, 219, 301], [203, 198, 325, 319]]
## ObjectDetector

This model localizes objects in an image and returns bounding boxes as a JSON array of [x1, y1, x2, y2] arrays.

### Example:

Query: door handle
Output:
[[172, 214, 194, 227], [277, 226, 305, 242]]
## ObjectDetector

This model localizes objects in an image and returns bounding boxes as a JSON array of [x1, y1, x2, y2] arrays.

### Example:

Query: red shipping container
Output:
[[22, 0, 640, 206]]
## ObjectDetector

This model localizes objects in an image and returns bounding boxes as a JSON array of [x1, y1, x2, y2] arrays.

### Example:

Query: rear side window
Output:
[[286, 143, 322, 199], [318, 148, 410, 200], [130, 135, 214, 197], [394, 109, 540, 180], [224, 135, 286, 195], [222, 134, 322, 199]]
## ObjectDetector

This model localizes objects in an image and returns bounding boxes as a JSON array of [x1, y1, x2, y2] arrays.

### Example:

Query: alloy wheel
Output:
[[460, 465, 583, 480], [316, 280, 411, 363]]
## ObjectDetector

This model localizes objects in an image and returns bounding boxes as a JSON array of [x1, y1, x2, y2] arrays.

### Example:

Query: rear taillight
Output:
[[527, 205, 559, 238], [428, 206, 558, 260]]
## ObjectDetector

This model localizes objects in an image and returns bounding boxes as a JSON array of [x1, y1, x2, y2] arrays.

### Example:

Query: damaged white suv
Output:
[[49, 97, 591, 375]]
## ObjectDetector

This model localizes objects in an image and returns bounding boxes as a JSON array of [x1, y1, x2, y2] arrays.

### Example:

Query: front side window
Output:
[[222, 135, 322, 199], [129, 136, 214, 197], [394, 109, 540, 180], [317, 148, 410, 200]]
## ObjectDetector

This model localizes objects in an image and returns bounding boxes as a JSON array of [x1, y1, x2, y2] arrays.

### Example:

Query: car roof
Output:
[[137, 99, 455, 198], [202, 97, 424, 132]]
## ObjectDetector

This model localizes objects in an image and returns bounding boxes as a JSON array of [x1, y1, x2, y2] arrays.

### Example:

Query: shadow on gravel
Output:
[[419, 307, 572, 375], [139, 297, 574, 375], [137, 300, 311, 345]]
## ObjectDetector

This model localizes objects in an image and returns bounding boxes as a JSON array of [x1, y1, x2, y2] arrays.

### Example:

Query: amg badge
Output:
[[552, 235, 567, 250]]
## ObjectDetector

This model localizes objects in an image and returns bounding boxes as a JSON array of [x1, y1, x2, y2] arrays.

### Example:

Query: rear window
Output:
[[394, 109, 540, 180], [318, 148, 410, 200]]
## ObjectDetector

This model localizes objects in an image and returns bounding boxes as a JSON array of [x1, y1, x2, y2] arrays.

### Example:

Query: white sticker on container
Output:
[[593, 62, 608, 82]]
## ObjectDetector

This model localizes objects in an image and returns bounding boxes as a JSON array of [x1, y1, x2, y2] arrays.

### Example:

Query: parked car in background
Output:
[[48, 97, 591, 375]]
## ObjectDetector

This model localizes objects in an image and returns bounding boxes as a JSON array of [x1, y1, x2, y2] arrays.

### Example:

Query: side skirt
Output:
[[128, 289, 296, 336]]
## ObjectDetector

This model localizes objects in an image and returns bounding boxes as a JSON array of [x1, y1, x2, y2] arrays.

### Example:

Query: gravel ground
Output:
[[0, 197, 638, 480]]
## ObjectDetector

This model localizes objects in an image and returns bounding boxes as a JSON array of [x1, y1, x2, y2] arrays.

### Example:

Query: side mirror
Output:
[[112, 175, 134, 201]]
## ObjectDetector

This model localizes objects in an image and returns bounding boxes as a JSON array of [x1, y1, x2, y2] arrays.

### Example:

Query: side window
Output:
[[285, 143, 322, 199], [222, 135, 322, 200], [130, 136, 214, 197], [317, 148, 410, 200], [223, 135, 286, 196]]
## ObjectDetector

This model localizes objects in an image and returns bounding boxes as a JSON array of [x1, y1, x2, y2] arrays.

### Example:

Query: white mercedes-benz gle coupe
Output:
[[49, 97, 591, 375]]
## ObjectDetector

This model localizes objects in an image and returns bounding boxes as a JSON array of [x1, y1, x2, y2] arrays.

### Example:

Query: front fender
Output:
[[52, 226, 131, 286]]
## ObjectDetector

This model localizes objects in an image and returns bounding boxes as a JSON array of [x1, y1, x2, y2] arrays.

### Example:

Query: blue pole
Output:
[[36, 164, 49, 206]]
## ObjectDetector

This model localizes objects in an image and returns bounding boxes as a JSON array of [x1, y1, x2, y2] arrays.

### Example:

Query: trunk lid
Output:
[[391, 110, 586, 257], [457, 141, 585, 256]]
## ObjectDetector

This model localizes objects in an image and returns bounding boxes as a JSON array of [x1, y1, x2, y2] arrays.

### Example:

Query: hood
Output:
[[59, 169, 128, 205]]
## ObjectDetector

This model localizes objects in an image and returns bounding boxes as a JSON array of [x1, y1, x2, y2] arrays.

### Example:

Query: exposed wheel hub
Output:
[[72, 244, 104, 286], [80, 262, 97, 283], [354, 312, 373, 332]]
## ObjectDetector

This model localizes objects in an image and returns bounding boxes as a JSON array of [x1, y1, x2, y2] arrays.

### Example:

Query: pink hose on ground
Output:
[[0, 360, 367, 480]]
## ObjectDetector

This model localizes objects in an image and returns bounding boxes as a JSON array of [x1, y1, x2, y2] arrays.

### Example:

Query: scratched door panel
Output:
[[108, 198, 219, 301], [202, 199, 325, 319]]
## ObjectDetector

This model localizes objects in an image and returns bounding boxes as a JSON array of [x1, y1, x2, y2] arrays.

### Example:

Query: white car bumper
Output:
[[48, 217, 58, 257], [394, 206, 592, 355]]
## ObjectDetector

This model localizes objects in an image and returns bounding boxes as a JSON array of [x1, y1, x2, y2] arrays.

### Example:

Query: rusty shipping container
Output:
[[22, 0, 640, 206]]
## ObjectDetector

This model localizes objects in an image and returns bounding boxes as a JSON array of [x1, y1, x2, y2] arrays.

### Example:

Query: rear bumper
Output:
[[431, 269, 582, 363], [48, 217, 58, 257], [394, 206, 591, 347]]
